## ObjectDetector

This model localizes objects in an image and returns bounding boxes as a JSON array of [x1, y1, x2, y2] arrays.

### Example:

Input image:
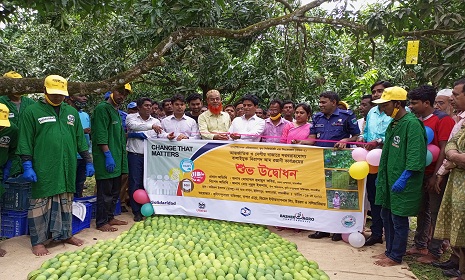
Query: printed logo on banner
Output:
[[240, 207, 251, 217], [180, 159, 194, 172], [341, 215, 356, 228], [191, 169, 206, 184], [179, 178, 194, 193], [197, 202, 207, 213], [152, 200, 177, 206], [280, 212, 314, 223]]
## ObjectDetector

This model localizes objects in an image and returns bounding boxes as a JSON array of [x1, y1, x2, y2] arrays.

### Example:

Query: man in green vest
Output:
[[91, 84, 130, 232], [17, 75, 95, 256], [371, 86, 426, 267], [0, 103, 19, 257], [1, 71, 36, 177]]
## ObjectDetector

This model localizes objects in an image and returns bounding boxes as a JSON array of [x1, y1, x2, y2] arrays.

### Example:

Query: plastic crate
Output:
[[74, 196, 96, 219], [0, 210, 28, 238], [114, 199, 121, 216], [2, 177, 32, 211], [72, 202, 92, 235]]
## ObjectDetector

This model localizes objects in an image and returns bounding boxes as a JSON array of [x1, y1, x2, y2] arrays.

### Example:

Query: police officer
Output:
[[301, 91, 360, 241]]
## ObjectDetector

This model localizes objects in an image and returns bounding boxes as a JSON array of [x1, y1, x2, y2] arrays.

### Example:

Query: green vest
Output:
[[0, 123, 19, 196], [17, 101, 88, 199], [0, 95, 36, 126], [91, 101, 128, 180], [375, 113, 426, 216]]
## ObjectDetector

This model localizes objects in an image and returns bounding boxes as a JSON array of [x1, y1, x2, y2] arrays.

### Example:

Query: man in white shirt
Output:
[[229, 94, 265, 142], [126, 97, 163, 221], [162, 94, 200, 141]]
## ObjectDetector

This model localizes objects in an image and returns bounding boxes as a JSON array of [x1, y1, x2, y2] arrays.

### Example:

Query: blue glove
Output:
[[85, 162, 95, 177], [104, 150, 116, 173], [391, 170, 413, 193], [22, 160, 38, 182], [128, 132, 147, 140], [2, 160, 12, 182]]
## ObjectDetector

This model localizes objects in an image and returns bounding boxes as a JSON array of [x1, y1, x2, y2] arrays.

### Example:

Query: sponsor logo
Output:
[[180, 158, 194, 172], [152, 200, 176, 206], [341, 215, 356, 228], [240, 207, 251, 217], [38, 116, 56, 124], [197, 201, 207, 213], [280, 212, 314, 223], [180, 179, 194, 193], [67, 114, 75, 126], [392, 135, 400, 147]]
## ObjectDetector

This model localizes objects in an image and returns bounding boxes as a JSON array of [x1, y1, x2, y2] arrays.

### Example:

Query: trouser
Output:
[[96, 176, 121, 228], [128, 152, 144, 215], [74, 159, 87, 198], [413, 174, 447, 257], [28, 193, 73, 246], [381, 207, 409, 263], [366, 173, 383, 238]]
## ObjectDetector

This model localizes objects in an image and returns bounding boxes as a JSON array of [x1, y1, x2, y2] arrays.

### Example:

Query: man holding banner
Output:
[[229, 94, 265, 142], [372, 86, 426, 267], [198, 89, 231, 140]]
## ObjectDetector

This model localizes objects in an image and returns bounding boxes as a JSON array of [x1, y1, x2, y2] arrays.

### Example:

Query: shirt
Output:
[[363, 106, 392, 142], [126, 113, 162, 154], [437, 111, 465, 175], [198, 110, 231, 140], [91, 101, 128, 180], [185, 112, 200, 124], [228, 115, 265, 142], [17, 101, 88, 198], [161, 114, 200, 140], [77, 110, 91, 158], [119, 110, 128, 132], [262, 117, 290, 143], [310, 108, 360, 147], [0, 95, 35, 126]]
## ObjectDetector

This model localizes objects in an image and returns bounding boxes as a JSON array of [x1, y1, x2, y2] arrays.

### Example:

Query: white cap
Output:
[[437, 89, 452, 97]]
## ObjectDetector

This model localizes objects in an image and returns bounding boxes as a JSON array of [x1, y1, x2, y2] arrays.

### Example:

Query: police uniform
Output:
[[17, 101, 88, 199], [310, 108, 360, 147]]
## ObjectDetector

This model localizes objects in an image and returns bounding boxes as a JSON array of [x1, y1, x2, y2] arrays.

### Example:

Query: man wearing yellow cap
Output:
[[0, 103, 19, 257], [91, 84, 130, 232], [17, 75, 95, 256], [371, 87, 427, 267], [1, 71, 36, 177]]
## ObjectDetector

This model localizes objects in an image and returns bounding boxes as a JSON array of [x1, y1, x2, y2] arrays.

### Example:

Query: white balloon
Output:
[[348, 232, 365, 248]]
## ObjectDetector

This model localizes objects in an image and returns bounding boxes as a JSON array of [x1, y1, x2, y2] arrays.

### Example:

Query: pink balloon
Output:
[[133, 189, 150, 204], [366, 149, 382, 166], [342, 233, 350, 243], [352, 147, 368, 162], [427, 144, 440, 162]]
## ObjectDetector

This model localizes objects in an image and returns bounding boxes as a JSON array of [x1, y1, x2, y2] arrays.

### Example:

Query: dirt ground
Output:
[[0, 212, 417, 280]]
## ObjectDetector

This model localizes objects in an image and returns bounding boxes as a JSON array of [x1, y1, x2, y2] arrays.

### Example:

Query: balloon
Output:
[[366, 149, 382, 166], [425, 126, 434, 145], [348, 232, 365, 248], [348, 161, 370, 180], [341, 233, 350, 243], [352, 147, 368, 162], [425, 150, 433, 166], [427, 144, 440, 162], [368, 164, 379, 174], [141, 203, 154, 217], [133, 189, 150, 204]]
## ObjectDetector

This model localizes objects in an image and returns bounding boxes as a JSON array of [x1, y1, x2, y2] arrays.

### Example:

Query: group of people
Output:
[[0, 71, 464, 280]]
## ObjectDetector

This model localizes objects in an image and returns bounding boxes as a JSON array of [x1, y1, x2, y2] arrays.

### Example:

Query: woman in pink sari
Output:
[[280, 103, 312, 144]]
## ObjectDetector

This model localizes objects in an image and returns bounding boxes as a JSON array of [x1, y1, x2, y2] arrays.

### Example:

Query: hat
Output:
[[372, 86, 407, 104], [127, 102, 137, 109], [338, 101, 349, 110], [437, 89, 452, 97], [0, 104, 11, 127], [124, 83, 132, 94], [334, 191, 339, 195], [3, 71, 22, 79], [104, 91, 111, 100], [44, 75, 68, 96]]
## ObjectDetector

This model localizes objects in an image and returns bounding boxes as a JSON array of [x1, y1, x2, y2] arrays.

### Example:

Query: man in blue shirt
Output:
[[66, 93, 91, 198], [357, 81, 393, 246], [301, 91, 360, 241]]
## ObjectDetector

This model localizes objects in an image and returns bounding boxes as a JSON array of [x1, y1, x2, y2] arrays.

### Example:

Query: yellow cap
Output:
[[372, 86, 407, 104], [44, 75, 68, 96], [124, 83, 132, 94], [0, 104, 11, 127], [338, 101, 349, 110], [3, 71, 22, 79]]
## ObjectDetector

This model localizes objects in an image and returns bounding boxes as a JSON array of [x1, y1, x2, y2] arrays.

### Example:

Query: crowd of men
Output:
[[0, 71, 464, 279]]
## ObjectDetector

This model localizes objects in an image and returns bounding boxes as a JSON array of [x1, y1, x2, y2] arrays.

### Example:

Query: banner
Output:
[[144, 140, 365, 233]]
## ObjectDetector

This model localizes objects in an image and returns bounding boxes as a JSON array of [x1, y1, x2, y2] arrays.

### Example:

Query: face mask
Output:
[[270, 113, 281, 121], [390, 107, 400, 119], [74, 100, 87, 109], [45, 95, 62, 107]]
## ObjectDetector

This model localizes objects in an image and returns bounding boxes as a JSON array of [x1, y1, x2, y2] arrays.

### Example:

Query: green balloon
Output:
[[141, 203, 154, 217]]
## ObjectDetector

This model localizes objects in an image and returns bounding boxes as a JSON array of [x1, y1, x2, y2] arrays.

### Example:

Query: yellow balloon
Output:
[[349, 161, 370, 180]]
